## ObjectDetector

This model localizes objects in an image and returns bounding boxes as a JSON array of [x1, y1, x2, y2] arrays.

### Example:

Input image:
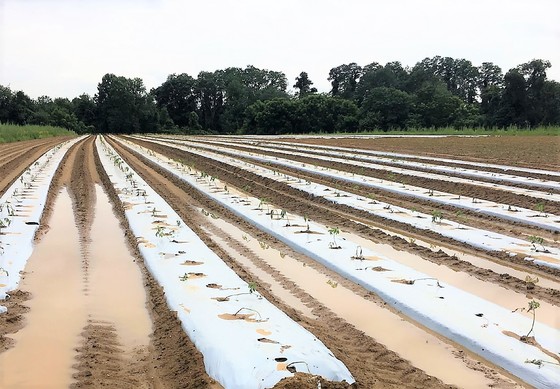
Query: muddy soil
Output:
[[109, 136, 532, 388], [157, 138, 560, 248], [193, 140, 560, 217], [0, 136, 73, 198], [259, 138, 560, 183], [107, 136, 457, 388], [0, 136, 219, 388], [282, 136, 560, 171], [126, 137, 560, 306]]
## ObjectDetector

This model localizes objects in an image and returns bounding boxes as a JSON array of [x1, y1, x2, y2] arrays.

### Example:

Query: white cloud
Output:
[[1, 0, 559, 98]]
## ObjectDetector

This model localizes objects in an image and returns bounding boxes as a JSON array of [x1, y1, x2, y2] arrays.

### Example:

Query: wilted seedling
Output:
[[0, 217, 11, 233], [0, 267, 8, 276], [217, 281, 261, 301], [303, 215, 311, 232], [393, 277, 444, 288], [248, 281, 257, 294], [327, 279, 338, 288], [258, 241, 270, 250], [6, 205, 15, 217], [525, 359, 560, 368], [351, 246, 365, 260], [512, 299, 541, 341], [328, 227, 341, 249], [525, 275, 539, 291], [258, 198, 271, 214], [280, 209, 291, 226]]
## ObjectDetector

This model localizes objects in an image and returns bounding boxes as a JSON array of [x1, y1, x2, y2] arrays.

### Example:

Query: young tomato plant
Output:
[[328, 227, 341, 249], [431, 210, 443, 224], [524, 300, 540, 340]]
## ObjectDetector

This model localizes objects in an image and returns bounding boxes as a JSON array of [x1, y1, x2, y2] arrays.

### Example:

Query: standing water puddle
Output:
[[87, 185, 152, 350], [348, 234, 560, 329], [0, 190, 86, 388], [202, 216, 515, 388], [0, 186, 152, 388]]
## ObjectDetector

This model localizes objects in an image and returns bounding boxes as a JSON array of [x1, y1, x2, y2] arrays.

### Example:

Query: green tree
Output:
[[413, 80, 463, 128], [328, 63, 362, 99], [497, 69, 528, 127], [95, 73, 158, 133], [152, 73, 197, 128], [72, 94, 97, 130], [517, 59, 551, 125], [293, 72, 317, 98], [359, 87, 414, 130]]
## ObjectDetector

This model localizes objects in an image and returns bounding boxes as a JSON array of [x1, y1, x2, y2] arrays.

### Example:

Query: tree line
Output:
[[1, 57, 559, 134]]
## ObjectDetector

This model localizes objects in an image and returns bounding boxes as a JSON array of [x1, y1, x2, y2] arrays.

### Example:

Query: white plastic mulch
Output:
[[96, 136, 354, 389]]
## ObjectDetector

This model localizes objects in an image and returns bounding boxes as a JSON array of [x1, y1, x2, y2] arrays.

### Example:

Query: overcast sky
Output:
[[1, 0, 559, 99]]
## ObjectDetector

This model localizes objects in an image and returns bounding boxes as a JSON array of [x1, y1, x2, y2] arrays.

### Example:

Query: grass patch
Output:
[[0, 124, 75, 143], [305, 126, 560, 137]]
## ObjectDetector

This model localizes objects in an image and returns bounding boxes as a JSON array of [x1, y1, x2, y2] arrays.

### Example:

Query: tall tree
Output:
[[152, 73, 197, 128], [359, 87, 414, 131], [95, 73, 158, 133], [328, 63, 362, 99], [517, 59, 551, 125], [293, 72, 317, 98], [498, 69, 528, 127]]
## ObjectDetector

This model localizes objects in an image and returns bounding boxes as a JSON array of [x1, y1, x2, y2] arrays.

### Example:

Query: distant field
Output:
[[0, 124, 75, 143], [305, 126, 560, 137]]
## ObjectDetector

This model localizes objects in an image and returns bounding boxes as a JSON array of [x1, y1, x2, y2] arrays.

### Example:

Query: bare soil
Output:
[[1, 133, 550, 388], [1, 136, 220, 388], [126, 137, 560, 306], [195, 140, 560, 219], [282, 136, 560, 171], [109, 136, 528, 388]]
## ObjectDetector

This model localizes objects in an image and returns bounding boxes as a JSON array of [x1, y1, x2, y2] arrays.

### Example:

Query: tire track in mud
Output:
[[60, 137, 146, 389], [107, 136, 523, 388], [126, 137, 560, 306], [2, 136, 216, 389], [194, 140, 560, 216], [92, 139, 220, 389]]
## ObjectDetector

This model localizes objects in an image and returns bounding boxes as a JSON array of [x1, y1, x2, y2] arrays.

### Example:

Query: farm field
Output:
[[0, 134, 559, 388]]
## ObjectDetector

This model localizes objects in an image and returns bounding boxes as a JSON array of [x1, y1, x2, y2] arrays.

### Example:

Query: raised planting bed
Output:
[[0, 137, 85, 308], [119, 136, 560, 388], [148, 137, 560, 233], [96, 136, 354, 388], [130, 137, 559, 270]]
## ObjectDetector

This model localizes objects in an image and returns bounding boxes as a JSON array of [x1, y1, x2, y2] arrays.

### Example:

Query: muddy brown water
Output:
[[0, 186, 152, 387], [87, 185, 151, 350], [0, 190, 86, 388], [203, 216, 520, 388]]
